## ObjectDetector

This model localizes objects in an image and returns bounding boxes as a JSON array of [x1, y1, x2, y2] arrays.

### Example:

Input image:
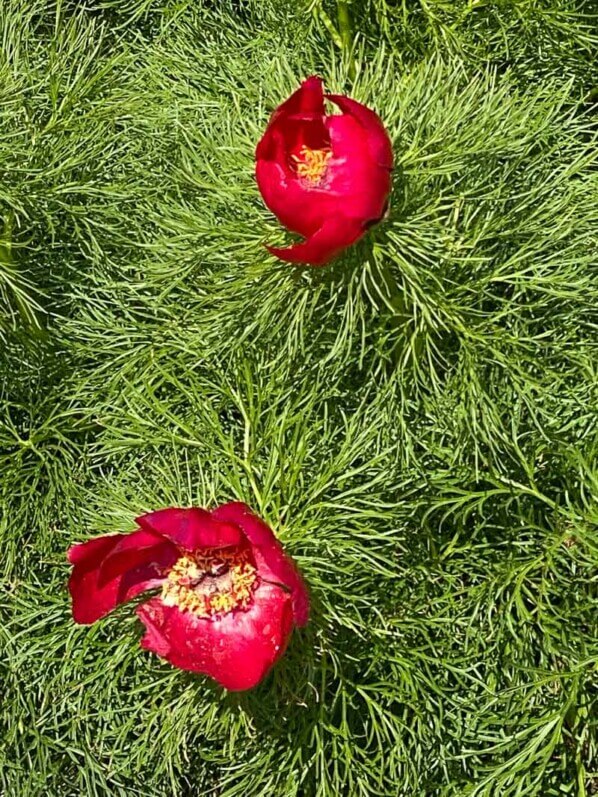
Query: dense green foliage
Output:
[[1, 0, 597, 794]]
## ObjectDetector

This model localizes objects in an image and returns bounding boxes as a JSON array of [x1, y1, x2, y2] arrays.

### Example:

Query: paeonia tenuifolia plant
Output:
[[67, 503, 309, 691], [256, 75, 393, 266]]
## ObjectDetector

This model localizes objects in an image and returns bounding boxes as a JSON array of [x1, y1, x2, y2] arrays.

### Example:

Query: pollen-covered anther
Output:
[[161, 550, 258, 619], [291, 145, 332, 185]]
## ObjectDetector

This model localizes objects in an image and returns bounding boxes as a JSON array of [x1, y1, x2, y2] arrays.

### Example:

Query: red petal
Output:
[[136, 582, 294, 691], [270, 75, 325, 122], [98, 529, 174, 585], [68, 534, 118, 566], [67, 534, 169, 625], [256, 77, 328, 171], [256, 149, 331, 238], [326, 93, 393, 170], [326, 114, 392, 222], [136, 507, 242, 551], [211, 503, 310, 626], [267, 215, 365, 267]]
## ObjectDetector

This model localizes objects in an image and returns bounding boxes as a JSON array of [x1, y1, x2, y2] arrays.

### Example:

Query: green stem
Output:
[[0, 211, 14, 265], [337, 1, 356, 81]]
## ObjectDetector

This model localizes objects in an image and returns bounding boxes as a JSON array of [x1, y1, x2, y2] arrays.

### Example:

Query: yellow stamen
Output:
[[291, 145, 332, 185], [161, 549, 258, 619]]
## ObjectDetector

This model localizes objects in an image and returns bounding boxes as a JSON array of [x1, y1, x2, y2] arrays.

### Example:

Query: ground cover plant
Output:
[[1, 0, 597, 794]]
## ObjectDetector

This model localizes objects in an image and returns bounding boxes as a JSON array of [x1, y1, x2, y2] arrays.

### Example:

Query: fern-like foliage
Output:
[[1, 1, 596, 796]]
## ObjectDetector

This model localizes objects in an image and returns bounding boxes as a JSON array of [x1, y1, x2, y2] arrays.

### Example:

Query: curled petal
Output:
[[270, 75, 325, 123], [136, 582, 294, 691], [211, 502, 310, 626], [267, 215, 366, 268], [136, 507, 243, 551], [257, 77, 328, 168], [67, 533, 171, 625], [326, 93, 393, 170]]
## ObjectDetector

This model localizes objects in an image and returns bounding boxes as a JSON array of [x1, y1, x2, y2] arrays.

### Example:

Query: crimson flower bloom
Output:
[[256, 75, 393, 266], [67, 503, 309, 691]]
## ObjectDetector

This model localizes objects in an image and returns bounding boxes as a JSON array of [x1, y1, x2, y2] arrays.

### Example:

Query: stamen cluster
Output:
[[162, 548, 258, 618], [291, 145, 332, 185]]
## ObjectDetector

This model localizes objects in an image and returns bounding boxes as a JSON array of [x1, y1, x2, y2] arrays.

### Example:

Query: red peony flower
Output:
[[256, 75, 393, 266], [67, 503, 309, 691]]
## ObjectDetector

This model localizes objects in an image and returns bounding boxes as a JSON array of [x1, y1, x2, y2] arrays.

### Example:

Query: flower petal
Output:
[[326, 93, 393, 170], [68, 534, 118, 566], [211, 503, 310, 626], [326, 114, 392, 222], [136, 582, 294, 691], [136, 507, 242, 551], [271, 75, 325, 122], [256, 154, 330, 238], [67, 534, 168, 625], [98, 529, 177, 586], [256, 77, 328, 178], [266, 215, 366, 267]]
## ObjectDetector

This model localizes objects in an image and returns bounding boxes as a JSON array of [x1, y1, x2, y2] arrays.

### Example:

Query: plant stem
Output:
[[337, 1, 356, 81]]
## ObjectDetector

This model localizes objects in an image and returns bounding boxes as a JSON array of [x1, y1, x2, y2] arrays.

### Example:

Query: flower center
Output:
[[291, 145, 332, 185], [161, 548, 258, 618]]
